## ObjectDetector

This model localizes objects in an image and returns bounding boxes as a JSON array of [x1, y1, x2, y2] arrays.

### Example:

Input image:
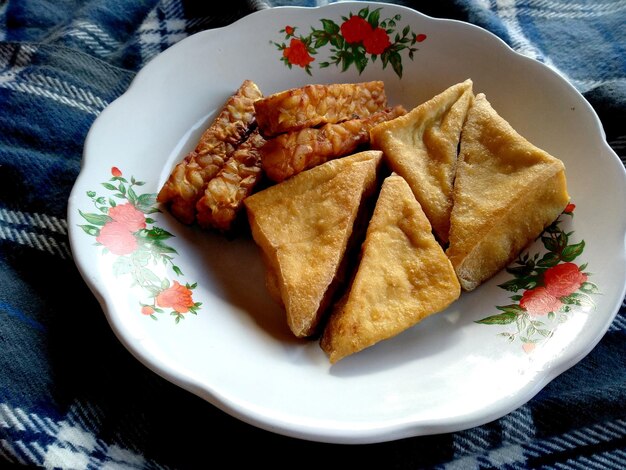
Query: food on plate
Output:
[[320, 173, 461, 363], [370, 79, 474, 244], [446, 93, 570, 291], [261, 105, 406, 182], [156, 76, 571, 363], [196, 130, 266, 232], [244, 150, 383, 338], [158, 79, 263, 224], [254, 81, 387, 137]]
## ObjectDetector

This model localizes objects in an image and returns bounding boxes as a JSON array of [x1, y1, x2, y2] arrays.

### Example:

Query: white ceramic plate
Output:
[[68, 2, 626, 444]]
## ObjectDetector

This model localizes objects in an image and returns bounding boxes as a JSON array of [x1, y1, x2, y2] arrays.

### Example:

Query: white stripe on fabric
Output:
[[74, 21, 120, 48], [525, 0, 626, 19], [28, 413, 58, 436], [0, 439, 25, 465], [0, 80, 101, 115], [15, 440, 41, 465], [65, 30, 114, 57], [0, 403, 26, 431], [0, 225, 71, 259], [501, 405, 536, 442], [0, 208, 67, 235], [13, 408, 40, 435], [0, 44, 37, 85], [26, 73, 108, 111], [493, 0, 575, 86], [452, 428, 493, 456], [0, 401, 167, 469]]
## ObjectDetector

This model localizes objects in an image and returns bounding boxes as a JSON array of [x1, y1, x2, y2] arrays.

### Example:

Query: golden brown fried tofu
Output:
[[261, 105, 406, 182], [157, 80, 263, 224], [321, 173, 461, 363], [244, 150, 383, 338], [254, 81, 387, 137], [446, 93, 570, 291], [370, 79, 474, 244]]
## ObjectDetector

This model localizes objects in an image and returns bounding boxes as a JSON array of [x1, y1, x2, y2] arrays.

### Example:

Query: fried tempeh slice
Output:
[[195, 130, 266, 232], [244, 150, 383, 338], [321, 173, 461, 364], [370, 79, 474, 244], [261, 105, 406, 182], [157, 80, 263, 224], [254, 81, 387, 137], [446, 93, 570, 291]]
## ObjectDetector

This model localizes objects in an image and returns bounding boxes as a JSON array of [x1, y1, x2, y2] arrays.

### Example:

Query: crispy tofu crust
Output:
[[446, 93, 570, 291], [157, 80, 263, 224], [370, 79, 474, 244], [261, 105, 406, 182], [254, 81, 387, 137], [196, 130, 266, 232], [321, 173, 461, 363], [244, 150, 383, 338]]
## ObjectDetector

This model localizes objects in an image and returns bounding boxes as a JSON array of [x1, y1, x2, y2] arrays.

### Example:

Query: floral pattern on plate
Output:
[[274, 6, 427, 77], [77, 167, 201, 323], [476, 204, 599, 351]]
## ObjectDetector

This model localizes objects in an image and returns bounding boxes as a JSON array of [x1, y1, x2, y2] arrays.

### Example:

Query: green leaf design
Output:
[[561, 292, 595, 309], [80, 170, 202, 324], [537, 251, 561, 268], [112, 257, 133, 276], [79, 224, 100, 237], [561, 240, 585, 262], [368, 8, 381, 28], [79, 210, 111, 226], [320, 18, 339, 34], [579, 281, 600, 294], [476, 311, 518, 325]]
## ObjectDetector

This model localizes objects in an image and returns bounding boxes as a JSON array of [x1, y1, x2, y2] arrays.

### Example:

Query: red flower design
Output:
[[108, 203, 146, 232], [520, 287, 563, 316], [363, 27, 391, 54], [156, 281, 195, 313], [415, 33, 427, 43], [141, 306, 154, 316], [283, 38, 314, 67], [340, 15, 372, 44], [564, 203, 576, 213], [96, 221, 138, 255], [544, 262, 587, 298], [111, 167, 122, 177], [284, 25, 295, 36]]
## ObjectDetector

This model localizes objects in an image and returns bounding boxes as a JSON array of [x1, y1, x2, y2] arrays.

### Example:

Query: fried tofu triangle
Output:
[[157, 80, 263, 224], [262, 105, 406, 182], [446, 93, 570, 291], [244, 150, 383, 338], [370, 79, 474, 244], [321, 173, 461, 364], [254, 81, 387, 137]]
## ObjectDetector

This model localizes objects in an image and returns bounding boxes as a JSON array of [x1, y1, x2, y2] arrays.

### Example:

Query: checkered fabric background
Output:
[[1, 1, 625, 468]]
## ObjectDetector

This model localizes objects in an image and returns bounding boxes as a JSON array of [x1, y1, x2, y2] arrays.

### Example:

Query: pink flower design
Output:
[[96, 221, 138, 255], [108, 203, 146, 232], [520, 287, 563, 316], [156, 281, 195, 314], [544, 262, 587, 298]]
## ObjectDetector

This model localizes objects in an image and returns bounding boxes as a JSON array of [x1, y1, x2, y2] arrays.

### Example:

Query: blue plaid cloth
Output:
[[1, 1, 624, 468]]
